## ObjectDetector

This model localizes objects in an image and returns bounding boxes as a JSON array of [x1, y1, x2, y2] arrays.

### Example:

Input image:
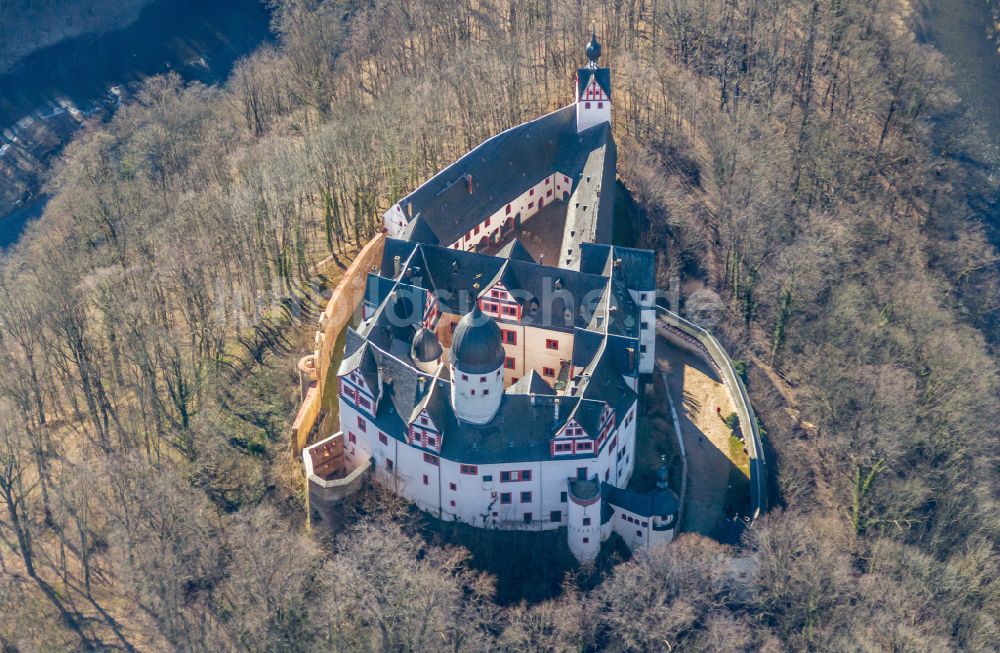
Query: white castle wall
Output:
[[341, 389, 638, 532], [629, 288, 656, 374], [567, 490, 602, 563], [450, 364, 504, 424]]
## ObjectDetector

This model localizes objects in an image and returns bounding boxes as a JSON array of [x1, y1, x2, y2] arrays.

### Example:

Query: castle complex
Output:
[[306, 32, 679, 563]]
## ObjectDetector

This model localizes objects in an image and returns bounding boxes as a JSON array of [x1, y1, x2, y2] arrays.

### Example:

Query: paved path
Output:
[[655, 336, 738, 538]]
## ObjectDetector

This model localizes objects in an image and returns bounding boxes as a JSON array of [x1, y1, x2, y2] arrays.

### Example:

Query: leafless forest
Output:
[[0, 0, 997, 650]]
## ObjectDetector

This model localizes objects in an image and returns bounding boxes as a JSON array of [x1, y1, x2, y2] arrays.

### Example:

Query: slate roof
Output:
[[506, 370, 555, 396], [579, 243, 656, 292], [450, 304, 505, 373], [377, 239, 639, 336], [577, 67, 612, 99], [495, 238, 535, 262], [560, 125, 617, 269], [393, 104, 615, 247], [603, 483, 679, 518]]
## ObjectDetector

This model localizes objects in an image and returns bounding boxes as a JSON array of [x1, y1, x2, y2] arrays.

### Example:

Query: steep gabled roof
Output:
[[507, 370, 556, 396], [394, 104, 615, 247], [579, 243, 656, 292], [577, 67, 612, 99], [495, 238, 535, 263]]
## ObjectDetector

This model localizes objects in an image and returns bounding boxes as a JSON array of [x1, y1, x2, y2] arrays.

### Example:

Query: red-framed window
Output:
[[500, 492, 512, 504], [528, 202, 534, 209], [357, 416, 366, 431], [505, 357, 516, 369], [474, 225, 480, 235], [530, 188, 535, 196], [545, 178, 551, 185], [545, 339, 559, 350], [553, 442, 572, 453], [502, 305, 517, 316], [576, 441, 593, 452], [348, 432, 356, 444], [585, 102, 591, 109], [505, 204, 511, 214], [424, 453, 439, 466], [426, 435, 436, 447], [500, 470, 531, 482], [460, 464, 478, 475], [547, 189, 553, 197], [379, 432, 388, 445], [502, 329, 517, 345], [542, 367, 555, 377]]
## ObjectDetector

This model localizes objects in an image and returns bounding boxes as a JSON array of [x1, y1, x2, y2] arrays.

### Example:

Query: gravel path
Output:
[[656, 337, 738, 538]]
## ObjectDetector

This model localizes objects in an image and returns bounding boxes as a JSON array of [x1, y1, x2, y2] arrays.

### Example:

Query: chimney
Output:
[[407, 203, 413, 218], [418, 376, 426, 394], [393, 255, 401, 277], [554, 397, 560, 421], [614, 258, 622, 269], [530, 392, 536, 406], [627, 346, 635, 371], [467, 174, 473, 194]]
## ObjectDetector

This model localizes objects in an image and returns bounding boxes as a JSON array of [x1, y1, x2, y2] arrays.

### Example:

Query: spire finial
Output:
[[586, 23, 602, 69]]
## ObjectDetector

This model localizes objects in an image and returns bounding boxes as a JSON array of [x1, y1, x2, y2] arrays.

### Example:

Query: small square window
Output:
[[640, 344, 647, 353], [357, 416, 366, 431], [480, 376, 486, 383], [585, 102, 591, 109], [483, 389, 489, 396], [348, 432, 357, 444], [379, 432, 388, 445], [545, 339, 559, 350], [542, 367, 555, 377], [582, 537, 589, 544], [470, 389, 475, 395], [505, 357, 516, 369], [500, 492, 512, 504], [520, 491, 532, 503], [560, 491, 567, 502], [449, 483, 457, 491], [550, 510, 561, 522], [583, 517, 591, 526], [637, 530, 643, 537], [422, 475, 429, 485], [597, 102, 603, 108], [462, 374, 468, 381], [483, 474, 493, 482], [450, 500, 456, 507], [523, 513, 532, 524]]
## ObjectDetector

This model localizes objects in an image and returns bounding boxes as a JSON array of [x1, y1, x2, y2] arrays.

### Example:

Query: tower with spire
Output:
[[576, 24, 612, 133]]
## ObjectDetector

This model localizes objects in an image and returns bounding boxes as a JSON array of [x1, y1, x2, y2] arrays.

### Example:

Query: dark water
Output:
[[0, 0, 273, 248], [914, 0, 1000, 233], [0, 0, 273, 126]]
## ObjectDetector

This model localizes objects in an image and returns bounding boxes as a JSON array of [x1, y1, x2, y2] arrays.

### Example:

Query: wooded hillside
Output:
[[0, 0, 997, 650]]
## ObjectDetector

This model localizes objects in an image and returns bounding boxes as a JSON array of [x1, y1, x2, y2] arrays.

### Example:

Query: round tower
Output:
[[567, 476, 602, 564], [449, 304, 504, 424], [411, 327, 443, 374]]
